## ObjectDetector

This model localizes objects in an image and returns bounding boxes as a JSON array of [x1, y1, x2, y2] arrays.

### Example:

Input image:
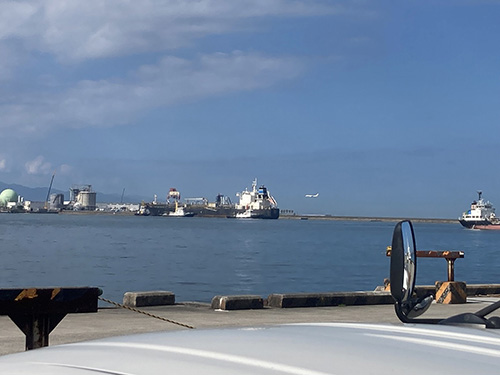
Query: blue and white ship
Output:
[[459, 191, 500, 229]]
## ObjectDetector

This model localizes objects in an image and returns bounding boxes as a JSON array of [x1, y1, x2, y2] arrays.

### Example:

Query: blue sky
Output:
[[1, 0, 499, 218]]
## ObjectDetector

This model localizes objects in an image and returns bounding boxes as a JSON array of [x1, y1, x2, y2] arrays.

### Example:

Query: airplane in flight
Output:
[[305, 193, 319, 198]]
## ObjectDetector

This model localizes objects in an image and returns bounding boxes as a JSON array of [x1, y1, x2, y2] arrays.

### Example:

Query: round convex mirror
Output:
[[390, 220, 416, 304]]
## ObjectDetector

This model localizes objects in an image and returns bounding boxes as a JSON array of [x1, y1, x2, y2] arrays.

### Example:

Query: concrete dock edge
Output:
[[123, 291, 175, 307], [266, 291, 394, 308], [465, 284, 500, 296], [121, 284, 500, 309], [211, 295, 264, 310]]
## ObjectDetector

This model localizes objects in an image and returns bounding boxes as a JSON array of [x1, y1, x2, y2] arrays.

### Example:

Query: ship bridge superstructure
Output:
[[235, 179, 278, 211], [462, 191, 496, 221], [459, 191, 500, 228]]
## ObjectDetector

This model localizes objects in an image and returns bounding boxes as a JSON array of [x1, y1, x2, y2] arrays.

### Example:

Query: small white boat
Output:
[[163, 203, 194, 217], [235, 209, 256, 218]]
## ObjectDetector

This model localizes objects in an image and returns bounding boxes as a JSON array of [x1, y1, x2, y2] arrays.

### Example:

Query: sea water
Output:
[[0, 214, 498, 303]]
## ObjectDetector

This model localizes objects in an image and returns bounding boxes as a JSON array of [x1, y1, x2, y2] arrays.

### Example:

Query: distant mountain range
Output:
[[0, 181, 147, 203]]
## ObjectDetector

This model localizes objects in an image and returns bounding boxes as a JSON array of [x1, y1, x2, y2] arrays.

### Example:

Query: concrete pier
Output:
[[0, 290, 499, 356]]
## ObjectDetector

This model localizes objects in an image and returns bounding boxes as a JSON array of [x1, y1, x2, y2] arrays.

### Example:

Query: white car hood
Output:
[[0, 323, 499, 374]]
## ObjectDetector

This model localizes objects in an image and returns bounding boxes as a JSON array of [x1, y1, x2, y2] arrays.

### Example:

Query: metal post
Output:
[[0, 287, 100, 351], [447, 258, 456, 282], [9, 313, 66, 350]]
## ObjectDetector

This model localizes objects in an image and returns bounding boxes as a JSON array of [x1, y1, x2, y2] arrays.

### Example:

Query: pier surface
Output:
[[1, 294, 499, 356]]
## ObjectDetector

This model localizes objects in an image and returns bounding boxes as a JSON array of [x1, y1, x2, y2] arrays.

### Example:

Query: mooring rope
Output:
[[98, 296, 195, 330]]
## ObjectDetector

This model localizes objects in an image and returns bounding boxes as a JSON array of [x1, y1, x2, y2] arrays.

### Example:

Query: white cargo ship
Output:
[[459, 191, 500, 230]]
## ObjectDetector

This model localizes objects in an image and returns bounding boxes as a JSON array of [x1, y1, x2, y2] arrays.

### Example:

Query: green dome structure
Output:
[[0, 189, 19, 206]]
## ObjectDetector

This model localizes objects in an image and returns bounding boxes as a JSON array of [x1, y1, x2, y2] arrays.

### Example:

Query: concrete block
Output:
[[435, 281, 467, 304], [466, 284, 500, 296], [414, 286, 436, 299], [211, 295, 264, 310], [267, 292, 394, 308], [123, 291, 175, 307]]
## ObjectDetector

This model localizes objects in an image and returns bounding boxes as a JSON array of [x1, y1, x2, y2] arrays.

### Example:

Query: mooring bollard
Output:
[[435, 281, 467, 304]]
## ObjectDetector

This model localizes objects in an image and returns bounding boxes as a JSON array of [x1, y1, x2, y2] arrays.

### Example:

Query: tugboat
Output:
[[234, 210, 256, 219], [459, 191, 500, 230], [163, 202, 194, 217]]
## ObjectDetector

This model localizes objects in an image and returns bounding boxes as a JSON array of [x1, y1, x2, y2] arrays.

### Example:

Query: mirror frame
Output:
[[390, 220, 438, 324], [390, 220, 416, 303]]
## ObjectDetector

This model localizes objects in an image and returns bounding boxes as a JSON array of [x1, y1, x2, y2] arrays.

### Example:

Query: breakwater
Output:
[[280, 214, 457, 224]]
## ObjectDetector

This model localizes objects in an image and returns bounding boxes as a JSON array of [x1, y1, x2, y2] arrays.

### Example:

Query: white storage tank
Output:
[[49, 193, 65, 210], [77, 191, 97, 210]]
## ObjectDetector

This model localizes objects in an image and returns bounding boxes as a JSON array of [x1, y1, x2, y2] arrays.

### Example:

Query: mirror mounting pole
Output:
[[474, 299, 500, 318], [394, 303, 410, 323], [395, 301, 441, 325]]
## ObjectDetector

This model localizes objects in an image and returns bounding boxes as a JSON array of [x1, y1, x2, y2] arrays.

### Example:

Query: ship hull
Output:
[[471, 225, 500, 230], [231, 208, 280, 219], [459, 219, 500, 230], [139, 204, 279, 219]]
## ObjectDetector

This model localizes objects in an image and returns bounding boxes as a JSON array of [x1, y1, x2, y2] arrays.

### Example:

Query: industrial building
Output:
[[1, 184, 139, 213], [69, 185, 97, 211]]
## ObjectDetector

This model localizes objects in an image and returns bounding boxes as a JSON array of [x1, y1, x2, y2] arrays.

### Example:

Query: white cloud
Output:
[[0, 0, 340, 62], [0, 51, 303, 133], [136, 51, 304, 100], [0, 1, 340, 137], [59, 164, 73, 175], [0, 44, 19, 81], [0, 1, 38, 39], [0, 158, 7, 171], [25, 156, 52, 175]]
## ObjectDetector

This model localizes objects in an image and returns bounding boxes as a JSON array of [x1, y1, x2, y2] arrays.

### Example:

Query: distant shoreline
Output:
[[280, 215, 457, 224], [19, 210, 458, 224]]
